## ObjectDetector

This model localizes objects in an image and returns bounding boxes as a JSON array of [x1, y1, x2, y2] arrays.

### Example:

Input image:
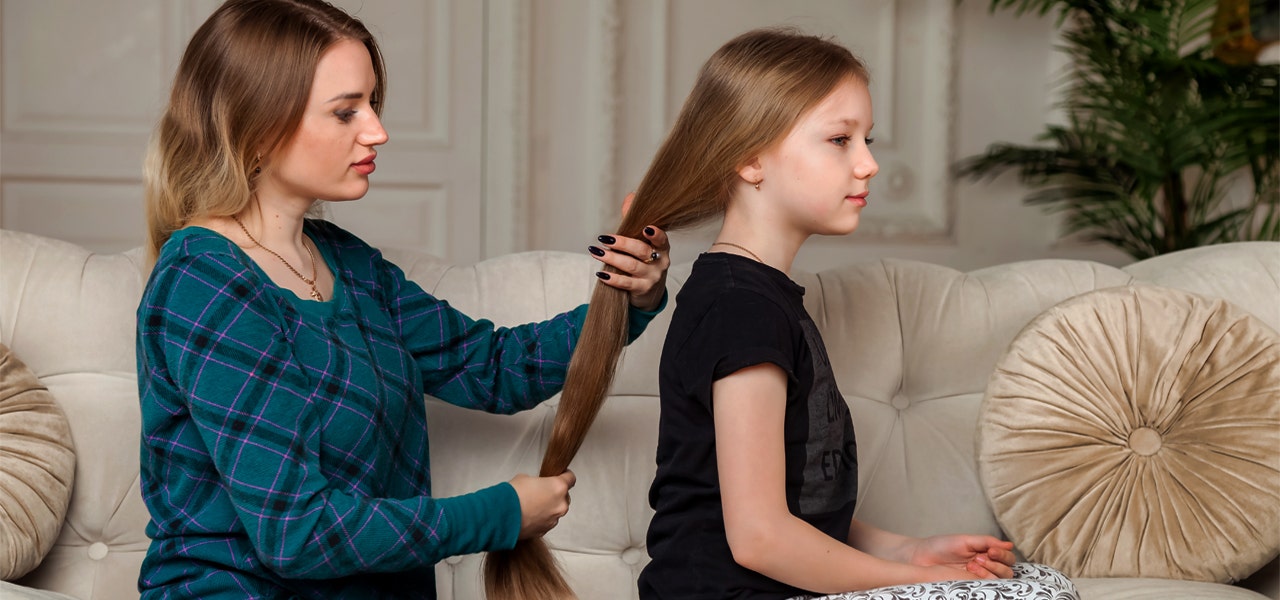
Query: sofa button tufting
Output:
[[621, 547, 645, 565], [891, 395, 910, 410], [87, 542, 109, 561]]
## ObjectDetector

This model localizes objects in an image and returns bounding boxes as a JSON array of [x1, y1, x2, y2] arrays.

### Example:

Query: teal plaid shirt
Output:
[[137, 220, 662, 599]]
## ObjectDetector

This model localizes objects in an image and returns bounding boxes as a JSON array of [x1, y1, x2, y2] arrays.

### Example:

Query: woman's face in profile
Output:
[[259, 38, 388, 205]]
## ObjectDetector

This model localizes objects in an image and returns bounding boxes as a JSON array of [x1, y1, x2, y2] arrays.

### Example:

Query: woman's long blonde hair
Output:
[[144, 0, 385, 261], [484, 27, 869, 600]]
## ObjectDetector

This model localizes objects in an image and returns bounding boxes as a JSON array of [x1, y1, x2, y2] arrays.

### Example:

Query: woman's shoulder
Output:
[[155, 225, 243, 269], [303, 218, 387, 267], [143, 227, 265, 315], [304, 218, 372, 251]]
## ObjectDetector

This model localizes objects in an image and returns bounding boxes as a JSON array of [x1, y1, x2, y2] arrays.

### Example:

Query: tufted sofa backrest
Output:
[[1, 231, 150, 600], [2, 228, 1276, 600], [397, 243, 1278, 600]]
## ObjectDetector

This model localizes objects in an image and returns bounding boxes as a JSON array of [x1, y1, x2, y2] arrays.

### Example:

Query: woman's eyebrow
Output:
[[325, 91, 364, 103]]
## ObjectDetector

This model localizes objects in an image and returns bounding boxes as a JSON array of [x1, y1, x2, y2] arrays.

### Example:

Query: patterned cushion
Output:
[[977, 285, 1280, 583], [0, 343, 75, 580]]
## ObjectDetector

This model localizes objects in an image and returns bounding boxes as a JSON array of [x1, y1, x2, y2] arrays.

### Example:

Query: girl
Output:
[[520, 27, 1078, 600], [136, 0, 669, 597]]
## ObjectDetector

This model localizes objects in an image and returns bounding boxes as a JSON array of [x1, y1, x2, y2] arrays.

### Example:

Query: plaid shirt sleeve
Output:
[[373, 254, 668, 414], [139, 251, 520, 579], [372, 253, 587, 414]]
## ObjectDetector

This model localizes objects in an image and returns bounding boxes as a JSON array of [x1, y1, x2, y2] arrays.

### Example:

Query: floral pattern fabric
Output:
[[791, 563, 1078, 600]]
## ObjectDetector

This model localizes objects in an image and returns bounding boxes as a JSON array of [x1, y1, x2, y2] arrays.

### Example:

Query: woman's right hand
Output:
[[509, 470, 576, 540]]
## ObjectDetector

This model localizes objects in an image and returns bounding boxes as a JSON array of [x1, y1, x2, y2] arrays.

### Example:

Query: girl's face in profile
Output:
[[754, 77, 878, 238], [259, 38, 388, 205]]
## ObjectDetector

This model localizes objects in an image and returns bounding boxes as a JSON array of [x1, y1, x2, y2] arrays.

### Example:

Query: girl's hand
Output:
[[509, 470, 576, 540], [909, 535, 1016, 580]]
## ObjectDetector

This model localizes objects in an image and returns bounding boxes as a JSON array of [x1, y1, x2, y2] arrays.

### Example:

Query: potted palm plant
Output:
[[956, 0, 1279, 259]]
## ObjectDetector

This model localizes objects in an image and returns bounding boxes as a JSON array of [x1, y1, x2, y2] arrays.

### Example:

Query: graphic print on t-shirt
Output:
[[797, 318, 858, 515]]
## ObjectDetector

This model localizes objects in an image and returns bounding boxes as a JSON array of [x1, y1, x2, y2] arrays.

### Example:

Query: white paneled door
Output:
[[0, 0, 492, 262], [531, 0, 958, 263]]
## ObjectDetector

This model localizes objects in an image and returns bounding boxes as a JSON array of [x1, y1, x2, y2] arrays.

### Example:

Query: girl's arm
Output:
[[715, 363, 979, 593], [848, 519, 1016, 579]]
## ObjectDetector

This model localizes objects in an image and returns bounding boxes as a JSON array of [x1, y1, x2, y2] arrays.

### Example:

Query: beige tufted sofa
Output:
[[1, 228, 1277, 600]]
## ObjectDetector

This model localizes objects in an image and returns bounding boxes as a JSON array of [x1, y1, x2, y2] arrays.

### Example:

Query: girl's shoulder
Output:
[[686, 253, 803, 303]]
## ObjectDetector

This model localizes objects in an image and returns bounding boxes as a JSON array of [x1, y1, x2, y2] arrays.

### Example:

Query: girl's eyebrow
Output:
[[824, 118, 874, 130], [325, 91, 364, 103]]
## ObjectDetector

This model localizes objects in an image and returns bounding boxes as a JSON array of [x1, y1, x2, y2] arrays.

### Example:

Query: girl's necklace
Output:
[[232, 215, 324, 301], [710, 241, 764, 263]]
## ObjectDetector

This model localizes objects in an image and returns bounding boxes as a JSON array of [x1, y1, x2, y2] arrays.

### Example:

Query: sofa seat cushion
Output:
[[1073, 577, 1271, 600], [0, 344, 76, 581], [978, 285, 1280, 583], [0, 580, 78, 600]]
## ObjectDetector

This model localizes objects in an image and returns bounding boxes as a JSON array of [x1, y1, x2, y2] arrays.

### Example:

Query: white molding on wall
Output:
[[482, 0, 531, 256], [3, 0, 169, 138], [625, 0, 954, 244], [1, 179, 147, 251], [386, 0, 451, 147], [583, 0, 622, 233], [849, 0, 956, 241], [327, 184, 450, 257], [646, 0, 670, 147], [873, 0, 898, 145]]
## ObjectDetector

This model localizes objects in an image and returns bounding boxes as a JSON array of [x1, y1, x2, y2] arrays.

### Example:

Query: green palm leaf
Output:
[[959, 0, 1280, 258]]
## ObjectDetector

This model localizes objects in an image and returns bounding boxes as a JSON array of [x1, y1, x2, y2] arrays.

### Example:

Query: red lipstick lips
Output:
[[353, 154, 376, 175]]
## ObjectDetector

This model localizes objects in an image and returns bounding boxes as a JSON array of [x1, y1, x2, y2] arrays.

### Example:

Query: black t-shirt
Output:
[[639, 253, 858, 599]]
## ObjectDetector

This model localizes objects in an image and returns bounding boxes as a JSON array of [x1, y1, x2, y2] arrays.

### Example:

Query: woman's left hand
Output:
[[908, 534, 1017, 580], [588, 224, 670, 311]]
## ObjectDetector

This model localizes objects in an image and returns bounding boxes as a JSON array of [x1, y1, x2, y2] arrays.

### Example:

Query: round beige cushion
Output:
[[0, 343, 75, 581], [978, 285, 1280, 583]]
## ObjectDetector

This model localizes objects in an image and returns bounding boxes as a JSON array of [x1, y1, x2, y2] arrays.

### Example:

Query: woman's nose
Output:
[[361, 114, 389, 146]]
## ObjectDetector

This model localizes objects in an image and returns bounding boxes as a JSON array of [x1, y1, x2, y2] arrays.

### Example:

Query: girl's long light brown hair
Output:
[[483, 27, 868, 600], [144, 0, 385, 261]]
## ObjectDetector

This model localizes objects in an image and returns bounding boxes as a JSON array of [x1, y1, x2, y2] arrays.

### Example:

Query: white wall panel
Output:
[[328, 0, 481, 261], [341, 0, 452, 146], [2, 180, 146, 252], [531, 0, 1128, 270], [482, 0, 533, 256], [325, 186, 449, 257], [1, 0, 487, 263], [4, 0, 167, 135], [0, 0, 1130, 270], [660, 0, 952, 239]]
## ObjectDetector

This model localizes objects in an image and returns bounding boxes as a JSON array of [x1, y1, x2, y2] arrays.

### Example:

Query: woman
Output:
[[135, 1, 669, 597]]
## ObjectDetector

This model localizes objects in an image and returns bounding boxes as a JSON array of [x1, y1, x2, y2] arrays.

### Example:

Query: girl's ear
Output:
[[737, 156, 763, 187]]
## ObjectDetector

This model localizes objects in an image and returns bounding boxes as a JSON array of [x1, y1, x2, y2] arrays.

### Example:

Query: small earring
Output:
[[754, 180, 762, 191], [253, 153, 262, 175]]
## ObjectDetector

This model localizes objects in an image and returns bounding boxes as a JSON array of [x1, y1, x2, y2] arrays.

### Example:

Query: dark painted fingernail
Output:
[[597, 235, 616, 245], [588, 245, 606, 257], [595, 271, 611, 280], [644, 226, 655, 236]]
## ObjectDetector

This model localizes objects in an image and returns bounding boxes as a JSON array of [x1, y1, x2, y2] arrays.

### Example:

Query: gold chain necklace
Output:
[[232, 215, 324, 301], [710, 241, 764, 263]]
